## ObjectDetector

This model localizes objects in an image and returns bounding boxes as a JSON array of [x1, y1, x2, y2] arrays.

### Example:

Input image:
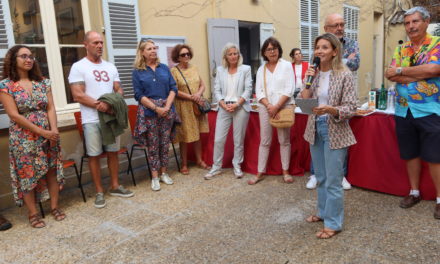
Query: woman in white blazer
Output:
[[204, 43, 253, 180]]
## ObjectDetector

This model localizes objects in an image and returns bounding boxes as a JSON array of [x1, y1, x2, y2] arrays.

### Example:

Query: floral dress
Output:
[[0, 78, 64, 207]]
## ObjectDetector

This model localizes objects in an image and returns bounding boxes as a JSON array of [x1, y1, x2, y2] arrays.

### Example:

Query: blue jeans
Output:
[[310, 116, 347, 231], [311, 157, 348, 176]]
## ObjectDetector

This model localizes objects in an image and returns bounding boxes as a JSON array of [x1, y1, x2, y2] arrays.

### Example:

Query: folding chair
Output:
[[73, 112, 136, 188], [38, 159, 86, 218], [127, 105, 180, 179]]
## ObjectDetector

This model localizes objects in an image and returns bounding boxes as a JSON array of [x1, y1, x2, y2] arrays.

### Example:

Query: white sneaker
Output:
[[160, 173, 174, 185], [151, 178, 161, 191], [306, 175, 317, 189], [233, 167, 244, 178], [342, 177, 352, 190], [204, 168, 221, 180]]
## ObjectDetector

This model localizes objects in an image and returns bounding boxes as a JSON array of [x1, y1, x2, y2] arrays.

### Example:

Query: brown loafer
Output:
[[399, 195, 421, 208], [0, 214, 12, 231], [434, 204, 440, 219]]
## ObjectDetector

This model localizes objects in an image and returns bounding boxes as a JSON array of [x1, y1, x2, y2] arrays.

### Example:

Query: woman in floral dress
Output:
[[0, 45, 65, 228]]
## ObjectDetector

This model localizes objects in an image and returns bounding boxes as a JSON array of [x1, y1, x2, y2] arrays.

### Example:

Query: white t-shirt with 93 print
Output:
[[68, 57, 120, 124]]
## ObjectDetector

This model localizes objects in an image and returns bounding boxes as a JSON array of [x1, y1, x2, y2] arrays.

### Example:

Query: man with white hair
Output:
[[386, 6, 440, 219], [306, 13, 360, 190]]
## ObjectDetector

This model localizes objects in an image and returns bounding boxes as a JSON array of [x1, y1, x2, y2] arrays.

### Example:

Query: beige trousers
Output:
[[257, 106, 291, 173]]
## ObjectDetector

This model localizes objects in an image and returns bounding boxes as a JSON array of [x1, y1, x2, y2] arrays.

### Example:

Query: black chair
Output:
[[127, 105, 180, 179], [73, 112, 136, 188]]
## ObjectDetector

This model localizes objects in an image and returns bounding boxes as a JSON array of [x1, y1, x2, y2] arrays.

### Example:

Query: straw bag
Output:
[[263, 64, 295, 128]]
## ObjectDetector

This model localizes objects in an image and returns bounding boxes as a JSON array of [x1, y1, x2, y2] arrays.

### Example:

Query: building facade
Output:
[[0, 0, 409, 209]]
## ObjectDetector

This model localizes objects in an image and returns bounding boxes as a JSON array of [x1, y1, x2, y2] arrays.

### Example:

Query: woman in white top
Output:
[[204, 43, 253, 179], [249, 37, 295, 185], [289, 48, 309, 98], [300, 33, 357, 239]]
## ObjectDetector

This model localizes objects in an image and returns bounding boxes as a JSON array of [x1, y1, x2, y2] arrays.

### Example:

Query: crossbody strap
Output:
[[263, 64, 268, 99], [175, 66, 192, 95]]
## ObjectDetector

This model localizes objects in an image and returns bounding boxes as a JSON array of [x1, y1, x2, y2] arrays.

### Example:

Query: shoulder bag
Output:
[[176, 66, 211, 116], [263, 64, 295, 128]]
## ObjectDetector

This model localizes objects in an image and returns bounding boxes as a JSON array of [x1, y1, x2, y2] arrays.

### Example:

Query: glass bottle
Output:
[[378, 84, 387, 110]]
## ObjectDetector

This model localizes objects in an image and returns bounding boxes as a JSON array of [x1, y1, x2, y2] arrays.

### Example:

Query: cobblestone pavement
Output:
[[1, 162, 439, 264]]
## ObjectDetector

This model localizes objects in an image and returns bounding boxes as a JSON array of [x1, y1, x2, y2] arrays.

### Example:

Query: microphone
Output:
[[304, 57, 320, 89]]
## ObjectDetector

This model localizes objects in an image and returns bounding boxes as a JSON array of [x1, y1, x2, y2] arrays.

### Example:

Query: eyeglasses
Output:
[[17, 54, 36, 61], [265, 47, 278, 53], [179, 52, 191, 58], [326, 23, 345, 29]]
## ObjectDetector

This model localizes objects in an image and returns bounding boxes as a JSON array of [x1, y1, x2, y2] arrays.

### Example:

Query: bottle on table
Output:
[[378, 84, 387, 110], [386, 85, 396, 113], [368, 90, 376, 110]]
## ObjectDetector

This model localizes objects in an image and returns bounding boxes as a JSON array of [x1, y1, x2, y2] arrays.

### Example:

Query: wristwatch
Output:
[[396, 67, 403, 75]]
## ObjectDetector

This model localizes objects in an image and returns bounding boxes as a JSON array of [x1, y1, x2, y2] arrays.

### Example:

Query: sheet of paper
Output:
[[295, 98, 319, 115]]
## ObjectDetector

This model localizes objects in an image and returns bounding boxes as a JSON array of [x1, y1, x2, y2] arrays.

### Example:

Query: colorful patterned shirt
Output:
[[342, 37, 360, 72], [390, 34, 440, 118]]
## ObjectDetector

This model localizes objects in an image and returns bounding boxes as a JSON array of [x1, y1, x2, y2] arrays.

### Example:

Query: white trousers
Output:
[[212, 107, 250, 170]]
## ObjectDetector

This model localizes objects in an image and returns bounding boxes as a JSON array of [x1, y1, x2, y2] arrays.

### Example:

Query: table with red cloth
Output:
[[187, 111, 436, 200]]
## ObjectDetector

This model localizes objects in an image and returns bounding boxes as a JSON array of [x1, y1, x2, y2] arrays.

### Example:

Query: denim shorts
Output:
[[83, 122, 120, 157]]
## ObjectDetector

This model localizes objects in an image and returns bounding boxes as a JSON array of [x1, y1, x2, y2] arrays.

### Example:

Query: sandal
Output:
[[180, 166, 190, 175], [29, 214, 46, 228], [316, 228, 340, 239], [51, 208, 66, 221], [197, 161, 211, 170], [306, 215, 323, 223], [283, 174, 294, 184], [247, 175, 265, 185]]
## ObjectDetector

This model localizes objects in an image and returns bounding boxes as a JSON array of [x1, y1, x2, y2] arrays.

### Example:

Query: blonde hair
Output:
[[134, 39, 160, 70], [314, 33, 347, 73], [221, 43, 243, 68]]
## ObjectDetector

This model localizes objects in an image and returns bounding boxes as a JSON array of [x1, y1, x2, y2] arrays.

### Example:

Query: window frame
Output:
[[343, 4, 360, 41], [299, 0, 319, 62], [0, 0, 91, 128]]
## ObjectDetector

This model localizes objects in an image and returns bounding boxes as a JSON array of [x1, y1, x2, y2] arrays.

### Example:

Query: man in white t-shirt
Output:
[[69, 31, 133, 209]]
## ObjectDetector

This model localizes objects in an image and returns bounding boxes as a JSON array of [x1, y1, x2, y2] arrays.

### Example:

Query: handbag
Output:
[[176, 66, 211, 116], [263, 64, 295, 128]]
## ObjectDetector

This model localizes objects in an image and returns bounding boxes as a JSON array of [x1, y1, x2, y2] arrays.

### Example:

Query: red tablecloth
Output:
[[188, 112, 311, 176], [347, 113, 435, 200], [188, 111, 436, 200]]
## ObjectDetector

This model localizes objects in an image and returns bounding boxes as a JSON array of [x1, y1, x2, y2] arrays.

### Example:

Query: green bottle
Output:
[[378, 84, 387, 110]]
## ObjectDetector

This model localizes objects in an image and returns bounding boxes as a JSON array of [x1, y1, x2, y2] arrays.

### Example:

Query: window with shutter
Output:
[[299, 0, 319, 62], [0, 0, 14, 114], [344, 4, 359, 41], [102, 0, 140, 99]]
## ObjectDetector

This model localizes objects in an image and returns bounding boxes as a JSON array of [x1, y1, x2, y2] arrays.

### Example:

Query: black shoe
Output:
[[0, 214, 12, 231], [399, 195, 421, 208]]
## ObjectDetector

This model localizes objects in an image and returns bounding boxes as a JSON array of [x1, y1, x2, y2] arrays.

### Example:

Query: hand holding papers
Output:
[[295, 98, 319, 115]]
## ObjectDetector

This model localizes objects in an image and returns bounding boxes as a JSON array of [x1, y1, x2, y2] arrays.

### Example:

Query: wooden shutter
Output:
[[299, 0, 319, 62], [206, 18, 239, 100], [344, 5, 360, 41], [0, 0, 14, 114], [259, 23, 274, 64], [102, 0, 140, 98]]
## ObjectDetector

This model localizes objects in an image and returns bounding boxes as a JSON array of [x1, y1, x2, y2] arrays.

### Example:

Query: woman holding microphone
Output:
[[300, 33, 357, 239]]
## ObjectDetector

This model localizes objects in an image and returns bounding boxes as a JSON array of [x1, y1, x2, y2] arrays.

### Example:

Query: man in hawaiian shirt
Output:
[[386, 6, 440, 219], [306, 13, 360, 191]]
